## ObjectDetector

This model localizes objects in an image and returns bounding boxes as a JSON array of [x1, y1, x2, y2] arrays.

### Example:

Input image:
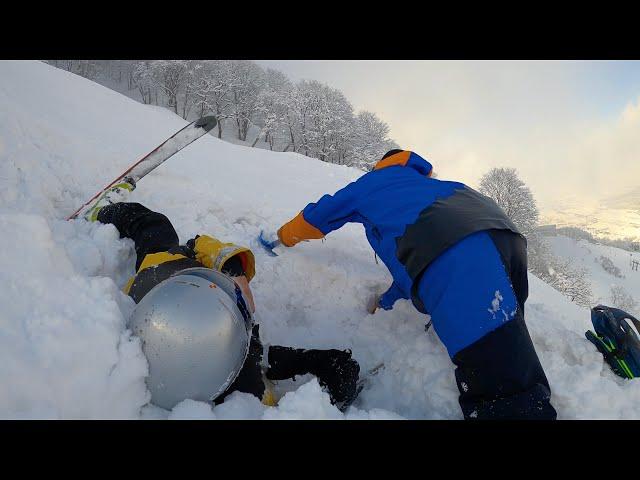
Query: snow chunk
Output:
[[488, 290, 504, 315], [213, 391, 267, 420], [169, 399, 216, 420], [345, 407, 405, 420], [262, 379, 344, 420]]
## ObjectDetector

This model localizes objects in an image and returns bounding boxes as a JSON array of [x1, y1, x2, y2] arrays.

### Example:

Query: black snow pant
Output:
[[98, 202, 358, 406], [97, 202, 186, 271], [451, 229, 557, 420]]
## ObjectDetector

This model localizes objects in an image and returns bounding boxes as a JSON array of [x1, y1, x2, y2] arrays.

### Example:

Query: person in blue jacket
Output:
[[276, 149, 556, 420]]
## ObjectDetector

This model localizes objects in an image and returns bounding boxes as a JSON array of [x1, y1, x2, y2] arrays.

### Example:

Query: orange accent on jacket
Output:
[[277, 211, 325, 247], [373, 150, 411, 171]]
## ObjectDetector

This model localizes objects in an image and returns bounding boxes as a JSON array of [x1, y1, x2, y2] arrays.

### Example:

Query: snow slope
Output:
[[546, 235, 640, 313], [3, 60, 640, 419]]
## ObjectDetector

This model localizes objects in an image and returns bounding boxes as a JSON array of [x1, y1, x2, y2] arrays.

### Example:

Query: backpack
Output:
[[586, 305, 640, 379]]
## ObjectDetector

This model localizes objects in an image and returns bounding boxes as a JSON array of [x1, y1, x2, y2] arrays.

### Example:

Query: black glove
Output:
[[186, 234, 200, 250], [266, 347, 361, 411], [305, 349, 361, 411]]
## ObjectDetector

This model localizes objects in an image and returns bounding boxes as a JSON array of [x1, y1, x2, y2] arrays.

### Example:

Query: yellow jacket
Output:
[[124, 234, 255, 301], [191, 235, 255, 281]]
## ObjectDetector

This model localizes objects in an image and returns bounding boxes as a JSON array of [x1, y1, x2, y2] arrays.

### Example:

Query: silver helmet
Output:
[[128, 267, 253, 410]]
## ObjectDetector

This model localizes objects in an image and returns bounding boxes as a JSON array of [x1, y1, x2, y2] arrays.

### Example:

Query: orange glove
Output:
[[277, 212, 325, 247]]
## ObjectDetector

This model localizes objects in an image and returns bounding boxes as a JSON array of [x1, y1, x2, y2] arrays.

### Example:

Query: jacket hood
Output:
[[373, 150, 433, 177]]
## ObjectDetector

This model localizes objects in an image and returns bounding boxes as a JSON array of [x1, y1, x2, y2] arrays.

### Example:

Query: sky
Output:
[[257, 61, 640, 216]]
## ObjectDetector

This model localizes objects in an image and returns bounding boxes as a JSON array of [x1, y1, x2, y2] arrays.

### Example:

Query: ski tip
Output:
[[195, 115, 217, 132]]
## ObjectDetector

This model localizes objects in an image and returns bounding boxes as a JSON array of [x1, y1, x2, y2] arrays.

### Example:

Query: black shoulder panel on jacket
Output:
[[396, 186, 522, 311], [128, 257, 204, 304]]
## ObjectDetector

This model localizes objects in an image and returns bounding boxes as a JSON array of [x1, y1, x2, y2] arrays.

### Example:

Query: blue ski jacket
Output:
[[277, 150, 521, 314]]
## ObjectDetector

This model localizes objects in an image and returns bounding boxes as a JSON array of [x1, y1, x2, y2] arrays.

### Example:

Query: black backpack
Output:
[[586, 305, 640, 379]]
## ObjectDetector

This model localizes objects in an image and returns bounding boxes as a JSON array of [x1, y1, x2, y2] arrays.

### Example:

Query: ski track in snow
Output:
[[2, 60, 640, 419]]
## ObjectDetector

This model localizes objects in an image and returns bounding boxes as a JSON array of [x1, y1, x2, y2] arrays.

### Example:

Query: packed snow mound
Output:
[[2, 60, 640, 419]]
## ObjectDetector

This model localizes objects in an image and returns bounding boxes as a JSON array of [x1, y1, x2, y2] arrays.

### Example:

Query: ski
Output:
[[67, 115, 217, 220]]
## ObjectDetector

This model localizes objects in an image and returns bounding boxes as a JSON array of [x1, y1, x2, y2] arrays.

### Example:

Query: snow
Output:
[[0, 214, 148, 418], [2, 60, 640, 419], [545, 234, 640, 313], [163, 380, 406, 420]]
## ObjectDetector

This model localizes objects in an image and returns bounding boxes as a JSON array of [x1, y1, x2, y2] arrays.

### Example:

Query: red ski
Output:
[[67, 115, 217, 220]]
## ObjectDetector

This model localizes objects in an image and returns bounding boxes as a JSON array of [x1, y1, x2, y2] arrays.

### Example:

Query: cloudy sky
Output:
[[257, 61, 640, 213]]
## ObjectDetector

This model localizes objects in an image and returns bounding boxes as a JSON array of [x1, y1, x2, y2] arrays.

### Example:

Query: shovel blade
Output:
[[258, 230, 280, 257]]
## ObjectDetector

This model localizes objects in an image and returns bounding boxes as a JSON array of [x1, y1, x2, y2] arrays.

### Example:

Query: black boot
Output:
[[306, 349, 361, 411], [266, 347, 361, 411]]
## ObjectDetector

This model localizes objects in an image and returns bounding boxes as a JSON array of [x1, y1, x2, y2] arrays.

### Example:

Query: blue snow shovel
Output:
[[258, 230, 281, 257]]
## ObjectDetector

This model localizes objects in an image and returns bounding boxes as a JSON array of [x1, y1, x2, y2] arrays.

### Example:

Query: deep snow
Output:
[[2, 60, 640, 419]]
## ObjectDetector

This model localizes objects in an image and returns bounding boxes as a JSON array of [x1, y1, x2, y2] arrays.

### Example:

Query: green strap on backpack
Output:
[[586, 305, 640, 379]]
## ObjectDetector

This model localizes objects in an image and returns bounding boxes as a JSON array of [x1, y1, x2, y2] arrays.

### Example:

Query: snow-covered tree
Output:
[[288, 80, 357, 164], [180, 61, 203, 120], [46, 60, 100, 80], [528, 237, 594, 309], [226, 61, 265, 141], [610, 285, 638, 314], [194, 60, 237, 138], [44, 59, 401, 170], [349, 111, 398, 170], [597, 255, 624, 278], [551, 261, 593, 308], [289, 80, 319, 157], [310, 82, 354, 163], [131, 61, 157, 105], [279, 83, 310, 154], [101, 60, 138, 90], [479, 167, 539, 238], [149, 60, 190, 115], [253, 69, 293, 149]]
